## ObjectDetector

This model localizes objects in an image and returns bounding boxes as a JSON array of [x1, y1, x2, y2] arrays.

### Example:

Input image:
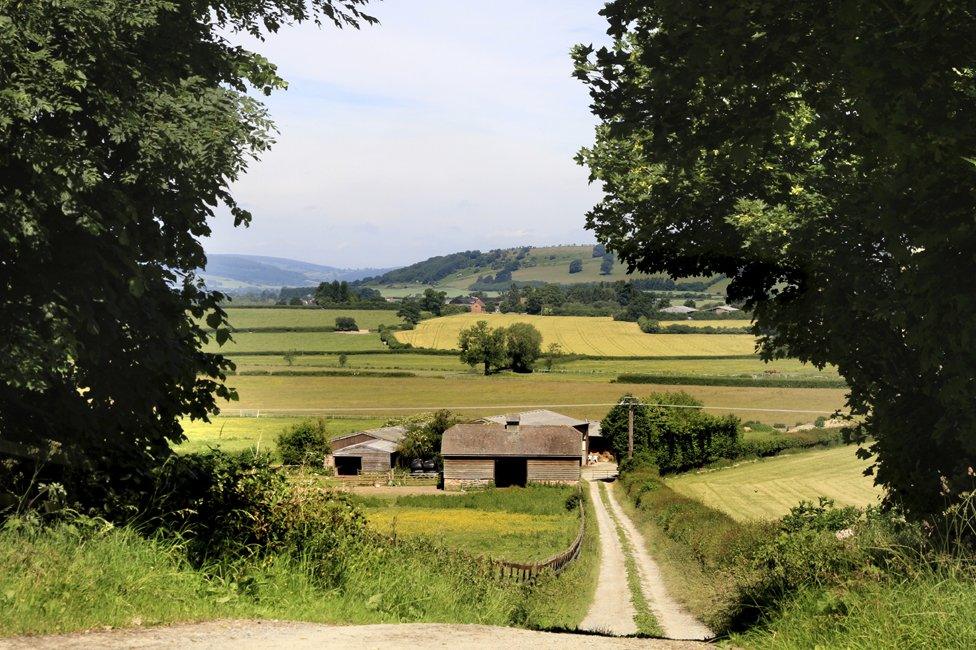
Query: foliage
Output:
[[615, 373, 847, 389], [419, 288, 447, 316], [396, 299, 423, 325], [568, 258, 583, 274], [574, 1, 976, 519], [601, 392, 740, 472], [277, 418, 332, 467], [0, 0, 374, 515], [637, 317, 660, 333], [505, 323, 543, 373], [599, 253, 615, 275], [543, 342, 563, 371], [334, 317, 359, 331], [458, 320, 508, 375], [395, 410, 459, 464]]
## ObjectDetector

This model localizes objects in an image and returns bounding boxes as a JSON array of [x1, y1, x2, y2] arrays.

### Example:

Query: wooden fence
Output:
[[493, 498, 586, 582]]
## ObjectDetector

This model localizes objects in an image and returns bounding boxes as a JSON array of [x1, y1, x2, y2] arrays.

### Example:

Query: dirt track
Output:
[[0, 621, 710, 649]]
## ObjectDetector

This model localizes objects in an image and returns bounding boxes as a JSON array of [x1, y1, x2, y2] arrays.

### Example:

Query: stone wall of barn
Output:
[[443, 458, 494, 490]]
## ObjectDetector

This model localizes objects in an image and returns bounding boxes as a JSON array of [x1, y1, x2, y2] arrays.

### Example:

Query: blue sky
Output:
[[206, 1, 610, 269]]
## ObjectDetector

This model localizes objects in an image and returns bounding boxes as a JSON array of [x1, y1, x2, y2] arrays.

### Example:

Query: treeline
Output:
[[360, 248, 532, 285]]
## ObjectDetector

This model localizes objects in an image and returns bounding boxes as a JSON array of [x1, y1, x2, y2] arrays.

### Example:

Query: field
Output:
[[395, 313, 757, 357], [177, 416, 387, 455], [357, 487, 580, 562], [665, 445, 882, 521], [204, 331, 387, 354], [219, 308, 401, 331], [217, 374, 847, 425]]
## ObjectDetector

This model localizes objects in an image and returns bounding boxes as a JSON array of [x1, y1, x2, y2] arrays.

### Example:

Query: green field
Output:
[[177, 415, 386, 455], [204, 331, 387, 354], [665, 445, 882, 521], [217, 374, 846, 425], [360, 486, 580, 562], [219, 308, 401, 331], [396, 313, 757, 357]]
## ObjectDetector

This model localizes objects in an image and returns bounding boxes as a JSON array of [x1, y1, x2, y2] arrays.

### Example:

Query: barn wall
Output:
[[360, 450, 393, 473], [443, 458, 493, 491], [527, 458, 580, 484]]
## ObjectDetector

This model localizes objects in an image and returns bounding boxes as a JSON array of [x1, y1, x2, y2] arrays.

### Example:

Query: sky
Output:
[[204, 0, 611, 269]]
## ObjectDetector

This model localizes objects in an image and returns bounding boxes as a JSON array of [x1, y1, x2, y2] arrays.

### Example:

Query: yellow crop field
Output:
[[665, 446, 883, 521], [395, 313, 757, 357], [365, 508, 577, 562]]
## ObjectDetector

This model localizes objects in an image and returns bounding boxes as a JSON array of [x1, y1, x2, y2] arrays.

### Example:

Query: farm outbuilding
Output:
[[481, 409, 609, 457], [327, 425, 406, 475], [441, 419, 581, 490]]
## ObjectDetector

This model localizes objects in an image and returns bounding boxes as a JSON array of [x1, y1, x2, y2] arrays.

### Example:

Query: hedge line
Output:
[[226, 348, 461, 357], [615, 373, 847, 388], [230, 369, 420, 378]]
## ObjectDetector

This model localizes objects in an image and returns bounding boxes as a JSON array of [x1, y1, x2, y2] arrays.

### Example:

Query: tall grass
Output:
[[353, 485, 576, 516]]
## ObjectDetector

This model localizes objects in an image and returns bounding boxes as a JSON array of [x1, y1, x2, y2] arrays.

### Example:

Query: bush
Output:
[[277, 418, 331, 467], [334, 317, 358, 331], [637, 316, 660, 333]]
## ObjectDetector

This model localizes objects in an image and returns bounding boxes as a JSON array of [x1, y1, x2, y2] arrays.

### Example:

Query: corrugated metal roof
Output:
[[331, 425, 407, 445], [482, 409, 588, 428], [442, 424, 581, 457], [333, 438, 399, 456]]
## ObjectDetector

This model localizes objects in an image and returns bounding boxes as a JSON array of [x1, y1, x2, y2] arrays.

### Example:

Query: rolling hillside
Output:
[[359, 245, 725, 293], [200, 254, 392, 290]]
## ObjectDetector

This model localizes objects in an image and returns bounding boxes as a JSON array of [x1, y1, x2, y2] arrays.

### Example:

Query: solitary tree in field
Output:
[[544, 342, 563, 372], [600, 253, 614, 275], [396, 299, 423, 325], [505, 323, 543, 373], [0, 0, 375, 512], [458, 321, 507, 375], [568, 259, 584, 274], [575, 1, 976, 519]]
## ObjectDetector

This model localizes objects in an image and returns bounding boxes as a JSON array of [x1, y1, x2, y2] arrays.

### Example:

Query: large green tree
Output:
[[458, 321, 507, 375], [0, 0, 374, 512], [575, 2, 976, 519]]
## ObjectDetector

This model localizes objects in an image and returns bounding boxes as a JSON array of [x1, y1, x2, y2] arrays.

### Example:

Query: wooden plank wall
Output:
[[443, 458, 494, 481], [360, 450, 394, 473], [527, 458, 580, 483]]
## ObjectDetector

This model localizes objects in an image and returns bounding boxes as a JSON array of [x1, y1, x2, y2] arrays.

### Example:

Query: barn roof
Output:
[[333, 438, 399, 456], [332, 425, 406, 445], [660, 305, 698, 314], [482, 409, 588, 428], [441, 424, 581, 457]]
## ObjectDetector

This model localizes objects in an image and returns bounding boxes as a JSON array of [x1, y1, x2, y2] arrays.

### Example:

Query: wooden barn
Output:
[[481, 409, 609, 456], [441, 418, 581, 490], [327, 426, 406, 475]]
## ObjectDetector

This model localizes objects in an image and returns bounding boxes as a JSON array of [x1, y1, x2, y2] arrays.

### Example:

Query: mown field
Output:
[[665, 445, 882, 521], [356, 487, 580, 563], [217, 374, 846, 425], [219, 308, 401, 331], [395, 313, 757, 357], [204, 331, 387, 354], [177, 415, 386, 455]]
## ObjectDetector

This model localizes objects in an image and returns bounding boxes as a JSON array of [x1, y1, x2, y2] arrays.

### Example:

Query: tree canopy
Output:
[[0, 0, 374, 512], [458, 321, 508, 376], [575, 1, 976, 519]]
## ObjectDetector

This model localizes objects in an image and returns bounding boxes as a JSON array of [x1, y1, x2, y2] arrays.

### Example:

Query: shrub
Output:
[[334, 317, 358, 331], [637, 316, 660, 333], [277, 418, 331, 467]]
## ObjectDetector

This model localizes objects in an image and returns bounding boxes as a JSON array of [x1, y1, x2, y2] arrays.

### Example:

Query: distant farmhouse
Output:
[[449, 295, 486, 313], [327, 426, 407, 475], [442, 415, 581, 490]]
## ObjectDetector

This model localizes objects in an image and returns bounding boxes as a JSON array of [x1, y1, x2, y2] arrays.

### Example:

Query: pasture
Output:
[[219, 308, 401, 331], [177, 415, 386, 455], [665, 445, 882, 521], [203, 331, 387, 354], [395, 313, 757, 357], [356, 486, 580, 563], [218, 374, 847, 425]]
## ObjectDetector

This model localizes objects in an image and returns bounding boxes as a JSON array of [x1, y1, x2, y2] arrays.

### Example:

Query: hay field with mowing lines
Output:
[[220, 308, 400, 331], [177, 416, 386, 455], [665, 445, 882, 521], [365, 508, 577, 562], [222, 374, 847, 424], [395, 313, 757, 357], [203, 331, 386, 354]]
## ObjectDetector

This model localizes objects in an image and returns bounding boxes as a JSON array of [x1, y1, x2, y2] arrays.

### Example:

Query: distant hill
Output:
[[360, 245, 725, 293], [200, 254, 394, 290]]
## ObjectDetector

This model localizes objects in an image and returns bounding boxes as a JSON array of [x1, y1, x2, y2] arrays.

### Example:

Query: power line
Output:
[[232, 402, 840, 415]]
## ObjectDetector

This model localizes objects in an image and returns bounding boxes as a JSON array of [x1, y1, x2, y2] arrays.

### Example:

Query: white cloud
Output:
[[206, 0, 610, 267]]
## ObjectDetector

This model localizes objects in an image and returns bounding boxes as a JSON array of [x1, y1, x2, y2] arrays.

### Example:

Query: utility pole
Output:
[[627, 402, 634, 460]]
